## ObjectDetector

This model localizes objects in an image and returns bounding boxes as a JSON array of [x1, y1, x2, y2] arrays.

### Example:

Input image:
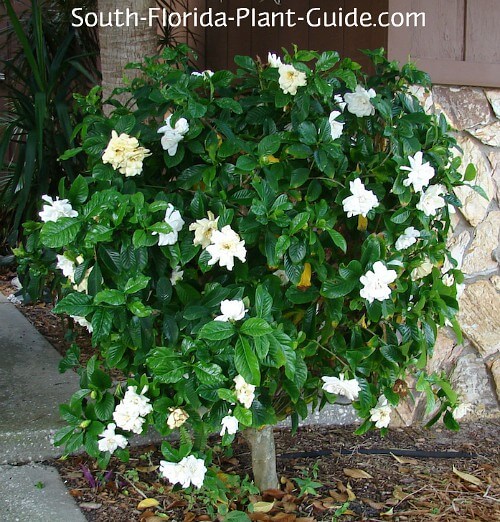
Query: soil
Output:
[[1, 270, 499, 522]]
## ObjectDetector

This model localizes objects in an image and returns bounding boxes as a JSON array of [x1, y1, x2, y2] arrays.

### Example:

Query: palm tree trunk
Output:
[[97, 0, 157, 112], [244, 426, 279, 491]]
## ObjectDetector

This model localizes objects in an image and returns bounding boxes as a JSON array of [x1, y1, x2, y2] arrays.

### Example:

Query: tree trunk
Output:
[[244, 426, 279, 491], [97, 0, 158, 112]]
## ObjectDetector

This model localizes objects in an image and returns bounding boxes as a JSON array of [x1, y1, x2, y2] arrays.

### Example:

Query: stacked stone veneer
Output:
[[394, 85, 500, 425]]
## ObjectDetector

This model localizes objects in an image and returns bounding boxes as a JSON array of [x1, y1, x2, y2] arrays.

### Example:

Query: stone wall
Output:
[[396, 85, 500, 425]]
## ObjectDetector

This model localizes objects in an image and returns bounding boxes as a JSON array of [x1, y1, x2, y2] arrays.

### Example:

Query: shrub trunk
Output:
[[244, 426, 279, 491]]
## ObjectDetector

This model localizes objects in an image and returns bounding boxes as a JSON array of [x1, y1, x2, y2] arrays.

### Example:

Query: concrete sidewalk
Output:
[[0, 293, 85, 521]]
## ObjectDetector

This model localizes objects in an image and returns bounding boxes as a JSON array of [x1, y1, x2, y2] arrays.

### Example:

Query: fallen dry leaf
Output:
[[343, 468, 373, 479], [137, 498, 160, 510], [361, 497, 385, 510], [79, 502, 102, 510], [391, 453, 419, 465], [249, 514, 271, 521], [136, 465, 159, 473], [271, 513, 296, 522], [452, 466, 482, 486], [252, 501, 275, 513], [392, 485, 407, 501]]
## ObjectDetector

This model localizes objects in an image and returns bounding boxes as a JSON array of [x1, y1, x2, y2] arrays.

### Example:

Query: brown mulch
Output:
[[1, 269, 499, 521]]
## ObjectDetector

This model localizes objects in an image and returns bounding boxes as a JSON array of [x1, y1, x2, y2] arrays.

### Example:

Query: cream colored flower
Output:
[[411, 258, 433, 281], [321, 374, 360, 401], [220, 415, 239, 436], [360, 262, 397, 303], [328, 110, 344, 140], [170, 266, 184, 286], [344, 85, 376, 117], [370, 397, 392, 428], [102, 131, 150, 177], [278, 64, 307, 96], [268, 52, 282, 68], [167, 407, 189, 429], [234, 374, 255, 409], [401, 151, 435, 192], [189, 211, 219, 249], [39, 195, 78, 223], [416, 185, 446, 216]]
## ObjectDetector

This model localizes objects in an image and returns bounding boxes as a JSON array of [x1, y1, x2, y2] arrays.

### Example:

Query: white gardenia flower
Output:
[[234, 374, 256, 409], [191, 69, 214, 79], [268, 52, 282, 68], [56, 254, 76, 281], [122, 386, 153, 417], [401, 151, 435, 192], [220, 415, 239, 436], [370, 397, 392, 429], [170, 266, 184, 286], [278, 63, 307, 96], [273, 269, 289, 286], [167, 407, 189, 429], [342, 178, 379, 218], [102, 131, 151, 177], [112, 403, 146, 434], [344, 85, 376, 117], [411, 258, 434, 281], [334, 94, 347, 111], [214, 299, 247, 322], [416, 184, 446, 216], [321, 374, 360, 401], [160, 455, 207, 489], [395, 227, 420, 251], [156, 204, 185, 246], [70, 315, 93, 333], [360, 261, 397, 303], [158, 115, 190, 156], [39, 195, 78, 223], [206, 225, 247, 271], [189, 211, 219, 249], [97, 423, 128, 454], [328, 110, 344, 140]]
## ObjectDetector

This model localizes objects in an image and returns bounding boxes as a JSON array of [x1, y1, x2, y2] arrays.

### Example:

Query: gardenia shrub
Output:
[[18, 45, 479, 495]]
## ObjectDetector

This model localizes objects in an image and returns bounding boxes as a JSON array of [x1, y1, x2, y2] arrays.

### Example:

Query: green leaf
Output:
[[124, 275, 150, 294], [94, 289, 125, 306], [225, 512, 251, 522], [194, 363, 224, 386], [147, 349, 188, 384], [316, 50, 340, 71], [298, 121, 317, 146], [464, 163, 476, 182], [255, 285, 273, 319], [289, 212, 310, 235], [391, 208, 411, 224], [40, 218, 81, 248], [258, 134, 281, 156], [328, 230, 347, 253], [94, 393, 115, 421], [290, 168, 309, 188], [53, 293, 94, 317], [128, 300, 153, 317], [91, 308, 114, 342], [69, 175, 89, 205], [236, 155, 258, 172], [240, 318, 273, 337], [321, 279, 357, 299], [234, 336, 260, 385], [233, 404, 253, 426], [115, 115, 136, 134], [198, 321, 235, 341], [105, 342, 126, 367]]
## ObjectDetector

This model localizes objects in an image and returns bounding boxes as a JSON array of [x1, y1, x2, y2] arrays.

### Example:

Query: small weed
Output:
[[35, 481, 44, 489]]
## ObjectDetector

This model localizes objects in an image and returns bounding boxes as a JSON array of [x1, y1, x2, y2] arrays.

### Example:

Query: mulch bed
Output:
[[1, 269, 499, 521]]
